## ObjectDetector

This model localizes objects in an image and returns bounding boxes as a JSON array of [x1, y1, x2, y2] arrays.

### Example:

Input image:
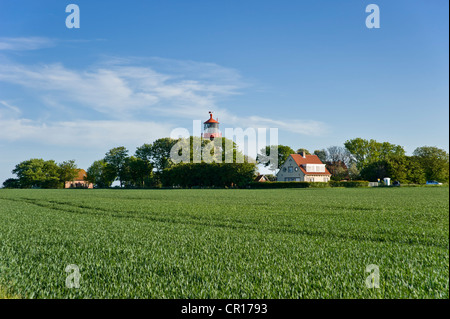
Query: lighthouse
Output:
[[203, 111, 222, 140]]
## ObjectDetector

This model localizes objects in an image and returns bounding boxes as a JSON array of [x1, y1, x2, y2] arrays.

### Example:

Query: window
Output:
[[283, 167, 287, 172], [288, 166, 293, 173], [294, 167, 299, 172]]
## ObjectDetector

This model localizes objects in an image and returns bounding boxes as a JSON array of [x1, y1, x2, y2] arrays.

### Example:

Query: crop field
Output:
[[0, 187, 448, 299]]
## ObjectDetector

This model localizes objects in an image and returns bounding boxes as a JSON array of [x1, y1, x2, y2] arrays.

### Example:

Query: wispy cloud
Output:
[[0, 116, 173, 147], [0, 100, 21, 114], [0, 37, 55, 51], [0, 60, 240, 119], [246, 116, 328, 136], [0, 56, 328, 144]]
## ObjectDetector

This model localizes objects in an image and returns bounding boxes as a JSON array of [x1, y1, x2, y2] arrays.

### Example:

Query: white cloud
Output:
[[0, 56, 329, 143], [0, 61, 239, 119], [0, 37, 55, 51], [0, 116, 173, 147]]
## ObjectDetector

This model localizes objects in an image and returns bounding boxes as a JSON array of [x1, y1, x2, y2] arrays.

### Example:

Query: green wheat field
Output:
[[0, 187, 448, 299]]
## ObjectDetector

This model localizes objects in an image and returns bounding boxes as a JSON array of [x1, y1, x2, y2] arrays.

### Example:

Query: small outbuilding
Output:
[[254, 174, 268, 182], [65, 169, 93, 189]]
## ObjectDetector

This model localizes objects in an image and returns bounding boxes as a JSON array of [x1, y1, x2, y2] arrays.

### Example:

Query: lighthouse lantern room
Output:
[[203, 111, 222, 140]]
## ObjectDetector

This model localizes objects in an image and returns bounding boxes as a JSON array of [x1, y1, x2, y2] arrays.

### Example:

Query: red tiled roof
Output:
[[204, 112, 219, 124], [290, 154, 331, 175], [74, 169, 87, 181]]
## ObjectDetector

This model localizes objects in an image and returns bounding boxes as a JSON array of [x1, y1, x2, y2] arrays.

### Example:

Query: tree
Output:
[[385, 155, 408, 183], [177, 136, 247, 164], [2, 178, 20, 188], [360, 161, 388, 182], [413, 146, 449, 183], [344, 138, 371, 169], [326, 146, 352, 166], [257, 145, 294, 170], [122, 156, 153, 188], [348, 162, 360, 180], [385, 155, 427, 184], [104, 146, 129, 187], [136, 138, 179, 172], [327, 161, 349, 181], [161, 162, 256, 188], [217, 137, 247, 164], [344, 138, 405, 170], [314, 149, 327, 163], [356, 153, 427, 184], [405, 157, 426, 184], [296, 148, 310, 155], [85, 160, 115, 188], [12, 159, 60, 188], [315, 146, 352, 180], [58, 160, 78, 188]]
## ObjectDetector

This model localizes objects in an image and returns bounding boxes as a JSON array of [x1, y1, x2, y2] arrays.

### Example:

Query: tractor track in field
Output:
[[1, 197, 447, 250]]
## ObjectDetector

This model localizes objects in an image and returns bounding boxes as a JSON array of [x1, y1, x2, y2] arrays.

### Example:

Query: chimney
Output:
[[302, 149, 306, 158]]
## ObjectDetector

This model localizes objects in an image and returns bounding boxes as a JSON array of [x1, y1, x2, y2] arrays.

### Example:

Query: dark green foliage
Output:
[[104, 146, 129, 187], [58, 160, 78, 188], [2, 178, 20, 189], [122, 156, 153, 188], [413, 146, 449, 183], [161, 162, 256, 188], [250, 181, 313, 188], [329, 180, 369, 187], [386, 156, 426, 184], [313, 149, 327, 163], [8, 159, 81, 189], [250, 181, 368, 188], [360, 161, 388, 182], [344, 138, 405, 170], [85, 160, 116, 188], [344, 138, 441, 184], [12, 159, 61, 188], [136, 138, 179, 172], [360, 156, 427, 184]]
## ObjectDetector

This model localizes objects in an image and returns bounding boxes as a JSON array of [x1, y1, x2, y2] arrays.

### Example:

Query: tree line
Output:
[[3, 137, 255, 189], [3, 136, 449, 188], [3, 159, 79, 189]]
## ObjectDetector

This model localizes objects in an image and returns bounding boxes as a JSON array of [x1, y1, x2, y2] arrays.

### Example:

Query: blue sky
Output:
[[0, 0, 448, 182]]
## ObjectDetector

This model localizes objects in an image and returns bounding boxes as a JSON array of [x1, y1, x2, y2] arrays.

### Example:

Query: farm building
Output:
[[254, 174, 268, 182], [64, 169, 93, 189], [277, 153, 332, 182]]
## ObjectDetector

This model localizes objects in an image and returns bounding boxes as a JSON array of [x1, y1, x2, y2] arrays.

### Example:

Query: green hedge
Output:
[[249, 181, 313, 188], [329, 180, 369, 187], [161, 162, 256, 188], [249, 180, 369, 189]]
